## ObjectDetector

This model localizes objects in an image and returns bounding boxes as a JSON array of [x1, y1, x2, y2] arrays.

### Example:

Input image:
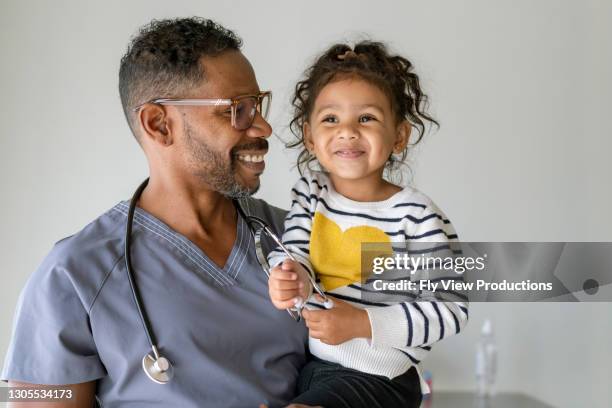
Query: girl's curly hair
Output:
[[288, 41, 439, 176]]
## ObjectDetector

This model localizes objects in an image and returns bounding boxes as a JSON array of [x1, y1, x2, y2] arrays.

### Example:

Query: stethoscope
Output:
[[125, 179, 333, 385]]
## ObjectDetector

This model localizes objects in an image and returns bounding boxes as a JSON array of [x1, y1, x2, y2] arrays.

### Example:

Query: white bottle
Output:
[[476, 319, 497, 397]]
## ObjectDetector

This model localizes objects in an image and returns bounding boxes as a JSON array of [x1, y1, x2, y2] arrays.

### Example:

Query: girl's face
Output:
[[304, 77, 410, 184]]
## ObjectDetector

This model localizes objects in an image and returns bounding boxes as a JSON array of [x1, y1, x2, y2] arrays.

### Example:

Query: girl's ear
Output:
[[393, 121, 411, 154], [303, 122, 315, 152]]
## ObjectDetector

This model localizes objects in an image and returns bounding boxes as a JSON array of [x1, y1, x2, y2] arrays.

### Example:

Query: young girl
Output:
[[267, 41, 468, 408]]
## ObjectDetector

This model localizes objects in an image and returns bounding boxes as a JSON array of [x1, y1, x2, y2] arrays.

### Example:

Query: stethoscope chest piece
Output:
[[142, 352, 174, 385]]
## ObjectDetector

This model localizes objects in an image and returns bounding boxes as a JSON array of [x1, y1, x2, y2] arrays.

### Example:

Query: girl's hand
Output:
[[268, 259, 312, 310], [302, 295, 372, 345]]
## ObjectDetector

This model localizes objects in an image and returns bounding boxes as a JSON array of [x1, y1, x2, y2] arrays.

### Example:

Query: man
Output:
[[2, 17, 311, 407]]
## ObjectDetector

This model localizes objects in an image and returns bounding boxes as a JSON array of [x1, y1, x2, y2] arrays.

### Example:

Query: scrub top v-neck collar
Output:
[[114, 201, 250, 286]]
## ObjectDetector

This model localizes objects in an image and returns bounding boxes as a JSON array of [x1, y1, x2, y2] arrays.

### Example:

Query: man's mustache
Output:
[[231, 139, 269, 155]]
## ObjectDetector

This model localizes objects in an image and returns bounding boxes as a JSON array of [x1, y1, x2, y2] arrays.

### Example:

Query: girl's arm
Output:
[[267, 177, 317, 308], [365, 204, 469, 349]]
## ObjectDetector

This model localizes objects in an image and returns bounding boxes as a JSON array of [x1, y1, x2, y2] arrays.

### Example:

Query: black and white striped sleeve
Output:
[[267, 177, 315, 278], [365, 203, 469, 348]]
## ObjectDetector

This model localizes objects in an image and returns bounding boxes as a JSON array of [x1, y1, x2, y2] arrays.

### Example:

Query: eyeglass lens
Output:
[[234, 94, 270, 130]]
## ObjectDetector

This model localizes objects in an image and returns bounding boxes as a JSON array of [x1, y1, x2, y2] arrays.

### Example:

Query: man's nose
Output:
[[246, 111, 272, 139]]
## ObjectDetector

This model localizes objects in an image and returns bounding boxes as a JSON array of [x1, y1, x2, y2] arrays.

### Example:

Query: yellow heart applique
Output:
[[310, 212, 393, 291]]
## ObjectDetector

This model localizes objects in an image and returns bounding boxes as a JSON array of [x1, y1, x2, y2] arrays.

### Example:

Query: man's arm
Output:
[[2, 245, 107, 399], [7, 381, 96, 408]]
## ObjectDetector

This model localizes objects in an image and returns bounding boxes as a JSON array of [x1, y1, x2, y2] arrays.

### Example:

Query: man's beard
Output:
[[183, 119, 267, 199]]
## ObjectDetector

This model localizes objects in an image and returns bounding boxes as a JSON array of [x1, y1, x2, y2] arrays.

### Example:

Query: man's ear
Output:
[[137, 105, 174, 146], [393, 121, 412, 154], [303, 122, 315, 152]]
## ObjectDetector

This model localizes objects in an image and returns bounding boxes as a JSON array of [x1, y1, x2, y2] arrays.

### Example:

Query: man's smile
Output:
[[235, 150, 267, 172], [236, 151, 266, 163]]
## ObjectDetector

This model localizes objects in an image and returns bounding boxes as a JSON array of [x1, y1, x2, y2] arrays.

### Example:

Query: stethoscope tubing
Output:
[[125, 179, 332, 385], [125, 178, 159, 351]]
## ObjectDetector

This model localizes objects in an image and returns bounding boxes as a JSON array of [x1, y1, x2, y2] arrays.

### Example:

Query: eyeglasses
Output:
[[134, 91, 272, 130]]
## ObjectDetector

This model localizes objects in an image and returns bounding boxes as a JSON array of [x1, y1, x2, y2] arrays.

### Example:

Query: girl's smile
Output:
[[334, 148, 366, 159]]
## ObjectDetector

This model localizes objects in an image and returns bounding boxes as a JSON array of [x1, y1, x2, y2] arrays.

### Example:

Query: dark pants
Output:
[[291, 358, 422, 408]]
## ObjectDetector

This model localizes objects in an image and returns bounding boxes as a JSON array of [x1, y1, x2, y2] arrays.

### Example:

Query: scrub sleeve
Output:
[[2, 247, 107, 384]]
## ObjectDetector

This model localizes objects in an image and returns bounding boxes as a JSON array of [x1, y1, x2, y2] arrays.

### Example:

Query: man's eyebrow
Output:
[[233, 88, 262, 97]]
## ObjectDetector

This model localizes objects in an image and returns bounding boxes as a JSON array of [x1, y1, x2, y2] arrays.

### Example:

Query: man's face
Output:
[[171, 51, 272, 198]]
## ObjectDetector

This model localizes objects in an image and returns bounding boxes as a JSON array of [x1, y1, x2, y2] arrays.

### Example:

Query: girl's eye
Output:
[[322, 116, 338, 124], [359, 114, 376, 123]]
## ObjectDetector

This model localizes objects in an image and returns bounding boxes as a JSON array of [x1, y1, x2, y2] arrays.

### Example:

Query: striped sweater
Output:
[[268, 170, 468, 387]]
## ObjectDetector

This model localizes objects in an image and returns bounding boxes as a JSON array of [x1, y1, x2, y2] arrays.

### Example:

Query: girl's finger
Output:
[[270, 288, 301, 301], [270, 279, 303, 290], [273, 298, 302, 310], [269, 269, 298, 281], [308, 330, 322, 339], [302, 309, 322, 322], [303, 317, 319, 329]]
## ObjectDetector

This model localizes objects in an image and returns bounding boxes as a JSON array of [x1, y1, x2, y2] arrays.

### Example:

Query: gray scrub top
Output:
[[2, 198, 308, 408]]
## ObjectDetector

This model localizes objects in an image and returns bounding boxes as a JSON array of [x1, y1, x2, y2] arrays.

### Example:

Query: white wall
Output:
[[1, 1, 610, 407]]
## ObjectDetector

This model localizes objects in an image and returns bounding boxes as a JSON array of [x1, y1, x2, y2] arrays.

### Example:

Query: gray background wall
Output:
[[1, 1, 611, 407]]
